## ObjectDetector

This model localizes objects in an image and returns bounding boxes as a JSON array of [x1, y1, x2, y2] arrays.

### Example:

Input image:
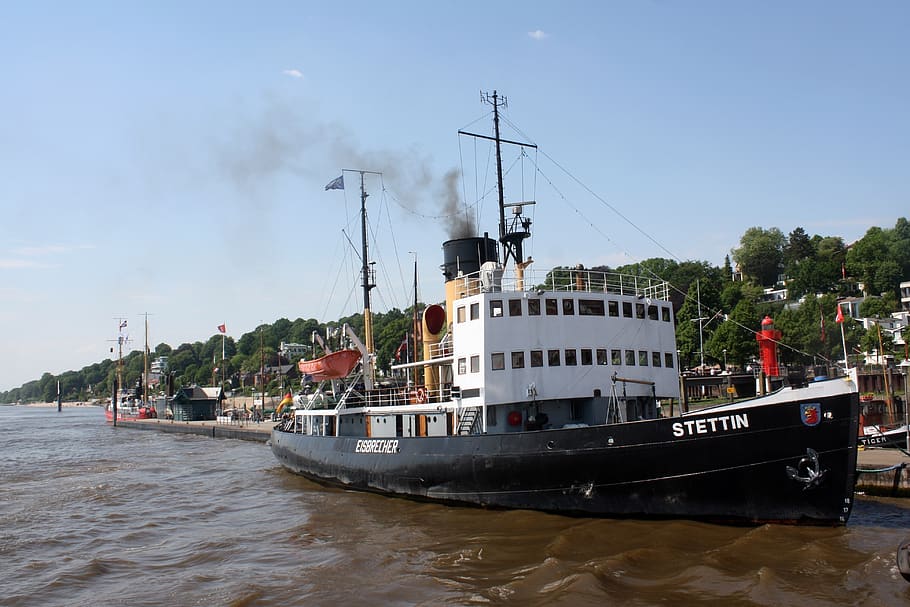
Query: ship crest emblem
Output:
[[800, 403, 822, 427]]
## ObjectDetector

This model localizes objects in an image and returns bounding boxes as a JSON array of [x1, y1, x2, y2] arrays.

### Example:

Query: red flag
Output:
[[217, 324, 226, 333], [835, 304, 844, 324], [395, 335, 408, 361]]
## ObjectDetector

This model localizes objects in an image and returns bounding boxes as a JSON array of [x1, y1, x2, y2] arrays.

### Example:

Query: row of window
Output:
[[456, 349, 676, 374], [456, 297, 672, 323]]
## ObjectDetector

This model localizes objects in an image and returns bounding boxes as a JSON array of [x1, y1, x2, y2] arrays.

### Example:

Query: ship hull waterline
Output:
[[271, 391, 859, 525]]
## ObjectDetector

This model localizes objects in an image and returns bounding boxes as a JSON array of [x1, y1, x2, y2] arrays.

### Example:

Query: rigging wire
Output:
[[528, 149, 827, 364]]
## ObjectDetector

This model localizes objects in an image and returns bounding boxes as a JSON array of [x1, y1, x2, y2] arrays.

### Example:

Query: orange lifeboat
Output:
[[298, 350, 361, 381]]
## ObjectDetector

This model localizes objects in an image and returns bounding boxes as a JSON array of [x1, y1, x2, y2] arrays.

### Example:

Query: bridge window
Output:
[[562, 299, 575, 315], [548, 349, 561, 366], [639, 350, 649, 366], [579, 299, 604, 316], [665, 352, 675, 368], [457, 306, 466, 323], [622, 302, 633, 318], [490, 300, 503, 318], [662, 307, 671, 322], [565, 349, 577, 366], [530, 350, 543, 367], [528, 299, 541, 315], [470, 302, 480, 320], [636, 303, 646, 319], [546, 298, 558, 315], [596, 348, 608, 365], [511, 351, 525, 369], [491, 353, 505, 371], [457, 358, 466, 374], [581, 348, 593, 365], [470, 355, 480, 373], [608, 301, 619, 317], [652, 352, 662, 367], [509, 299, 522, 316], [611, 349, 622, 365], [625, 350, 636, 366], [648, 305, 659, 320]]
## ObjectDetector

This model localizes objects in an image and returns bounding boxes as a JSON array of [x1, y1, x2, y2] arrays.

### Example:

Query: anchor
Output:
[[786, 448, 827, 490]]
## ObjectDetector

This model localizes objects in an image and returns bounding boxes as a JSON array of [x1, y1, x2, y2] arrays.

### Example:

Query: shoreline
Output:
[[23, 401, 101, 408], [16, 395, 280, 410]]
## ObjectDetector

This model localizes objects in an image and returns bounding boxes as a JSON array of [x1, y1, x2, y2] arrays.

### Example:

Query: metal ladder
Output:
[[457, 407, 481, 435]]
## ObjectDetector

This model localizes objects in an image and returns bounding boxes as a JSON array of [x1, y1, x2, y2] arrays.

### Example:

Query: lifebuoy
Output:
[[416, 387, 427, 403]]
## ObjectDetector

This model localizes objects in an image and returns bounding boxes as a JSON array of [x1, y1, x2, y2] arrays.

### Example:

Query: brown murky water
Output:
[[2, 406, 909, 606]]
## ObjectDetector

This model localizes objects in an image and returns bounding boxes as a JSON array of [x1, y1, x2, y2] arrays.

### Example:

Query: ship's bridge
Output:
[[443, 265, 680, 407]]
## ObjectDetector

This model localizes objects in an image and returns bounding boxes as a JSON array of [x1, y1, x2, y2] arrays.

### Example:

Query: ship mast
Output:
[[358, 171, 377, 357], [143, 312, 149, 406], [491, 91, 507, 251], [459, 90, 536, 269]]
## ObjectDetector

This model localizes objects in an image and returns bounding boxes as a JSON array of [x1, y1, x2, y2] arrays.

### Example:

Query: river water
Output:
[[2, 405, 910, 606]]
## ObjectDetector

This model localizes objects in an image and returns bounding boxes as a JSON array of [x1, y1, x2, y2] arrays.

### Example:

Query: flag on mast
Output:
[[325, 175, 344, 190], [835, 304, 844, 324], [217, 324, 226, 333]]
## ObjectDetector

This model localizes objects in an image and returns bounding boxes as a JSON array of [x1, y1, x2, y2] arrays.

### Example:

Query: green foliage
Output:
[[847, 219, 910, 297], [732, 226, 786, 286], [859, 295, 899, 319], [860, 323, 894, 357], [706, 296, 758, 367]]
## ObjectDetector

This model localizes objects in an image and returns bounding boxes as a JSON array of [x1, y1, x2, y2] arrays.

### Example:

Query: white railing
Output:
[[451, 267, 669, 300], [295, 383, 453, 411]]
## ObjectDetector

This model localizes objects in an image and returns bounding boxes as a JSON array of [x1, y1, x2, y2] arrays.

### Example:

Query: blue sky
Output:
[[1, 1, 907, 392]]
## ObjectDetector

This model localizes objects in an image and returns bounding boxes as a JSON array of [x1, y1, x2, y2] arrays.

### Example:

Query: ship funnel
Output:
[[442, 234, 499, 325], [441, 234, 499, 281]]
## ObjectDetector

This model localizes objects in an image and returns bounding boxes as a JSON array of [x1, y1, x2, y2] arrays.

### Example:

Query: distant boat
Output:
[[270, 92, 859, 525], [297, 350, 361, 381], [105, 317, 157, 423], [105, 390, 157, 422]]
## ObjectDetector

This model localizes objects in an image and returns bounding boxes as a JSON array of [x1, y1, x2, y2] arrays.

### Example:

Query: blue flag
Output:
[[324, 175, 344, 190]]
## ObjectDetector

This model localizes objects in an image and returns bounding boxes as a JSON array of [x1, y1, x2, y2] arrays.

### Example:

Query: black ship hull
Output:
[[271, 389, 859, 525]]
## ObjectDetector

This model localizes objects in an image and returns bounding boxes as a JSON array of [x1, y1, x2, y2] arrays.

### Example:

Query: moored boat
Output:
[[105, 390, 157, 422], [270, 92, 859, 525], [859, 424, 910, 450]]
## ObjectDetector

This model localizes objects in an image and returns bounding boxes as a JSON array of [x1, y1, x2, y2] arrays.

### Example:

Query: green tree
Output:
[[860, 324, 894, 360], [859, 294, 898, 318], [674, 279, 722, 369], [706, 297, 758, 368], [731, 226, 786, 286], [783, 227, 813, 270], [845, 223, 909, 296], [373, 308, 413, 373]]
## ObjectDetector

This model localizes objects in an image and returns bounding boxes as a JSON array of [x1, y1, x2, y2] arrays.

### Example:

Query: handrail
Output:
[[452, 267, 670, 300]]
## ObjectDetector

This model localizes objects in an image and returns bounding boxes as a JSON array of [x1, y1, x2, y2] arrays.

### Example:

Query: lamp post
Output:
[[900, 360, 910, 453]]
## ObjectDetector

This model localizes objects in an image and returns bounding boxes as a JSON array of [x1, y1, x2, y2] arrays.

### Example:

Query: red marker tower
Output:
[[755, 315, 781, 377]]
